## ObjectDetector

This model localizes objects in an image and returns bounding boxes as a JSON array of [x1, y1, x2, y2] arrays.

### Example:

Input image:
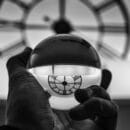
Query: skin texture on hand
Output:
[[6, 48, 54, 130], [3, 47, 118, 130]]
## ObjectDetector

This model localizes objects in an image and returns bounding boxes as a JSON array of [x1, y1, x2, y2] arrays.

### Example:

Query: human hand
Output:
[[5, 47, 118, 130], [6, 47, 54, 130], [52, 69, 118, 130], [67, 69, 118, 130]]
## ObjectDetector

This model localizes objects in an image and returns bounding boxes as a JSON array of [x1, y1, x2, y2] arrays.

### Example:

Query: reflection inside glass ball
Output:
[[28, 65, 102, 110], [28, 65, 101, 96], [48, 75, 82, 95]]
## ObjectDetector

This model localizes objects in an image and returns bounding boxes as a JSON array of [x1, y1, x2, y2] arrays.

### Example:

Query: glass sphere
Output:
[[27, 34, 102, 110]]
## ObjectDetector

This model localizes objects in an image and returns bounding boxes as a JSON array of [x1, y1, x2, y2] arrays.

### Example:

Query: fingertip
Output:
[[89, 85, 111, 100], [74, 86, 98, 103], [24, 47, 32, 55], [75, 85, 111, 103], [74, 89, 92, 103]]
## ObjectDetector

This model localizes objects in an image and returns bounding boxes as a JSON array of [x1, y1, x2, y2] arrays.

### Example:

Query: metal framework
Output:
[[0, 0, 129, 58]]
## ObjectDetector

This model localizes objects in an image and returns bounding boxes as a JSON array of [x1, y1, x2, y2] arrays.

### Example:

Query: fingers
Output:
[[69, 97, 117, 120], [69, 86, 118, 130], [74, 85, 111, 104], [100, 69, 112, 89], [70, 85, 112, 120], [7, 47, 32, 76]]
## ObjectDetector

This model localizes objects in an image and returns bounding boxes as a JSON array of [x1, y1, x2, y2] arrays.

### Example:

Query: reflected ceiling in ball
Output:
[[28, 34, 101, 68]]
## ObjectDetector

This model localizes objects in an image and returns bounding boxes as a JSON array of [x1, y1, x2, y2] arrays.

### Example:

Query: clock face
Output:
[[0, 0, 129, 58], [48, 75, 82, 95]]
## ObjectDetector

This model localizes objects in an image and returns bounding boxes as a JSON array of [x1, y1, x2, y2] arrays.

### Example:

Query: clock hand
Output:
[[59, 0, 66, 20]]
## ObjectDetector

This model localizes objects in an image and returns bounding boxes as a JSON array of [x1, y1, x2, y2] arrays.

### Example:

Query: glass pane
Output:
[[20, 0, 34, 4], [75, 31, 99, 46], [0, 31, 22, 49], [26, 0, 59, 24], [88, 0, 110, 6], [25, 30, 54, 48], [100, 5, 125, 24], [0, 1, 23, 21], [102, 33, 126, 55], [66, 0, 98, 26]]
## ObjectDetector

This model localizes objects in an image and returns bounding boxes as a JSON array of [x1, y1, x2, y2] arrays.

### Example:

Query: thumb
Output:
[[100, 69, 112, 90], [7, 47, 32, 74]]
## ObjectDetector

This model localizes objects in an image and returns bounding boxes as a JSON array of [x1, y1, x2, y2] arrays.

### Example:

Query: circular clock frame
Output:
[[0, 0, 130, 58], [48, 75, 82, 95]]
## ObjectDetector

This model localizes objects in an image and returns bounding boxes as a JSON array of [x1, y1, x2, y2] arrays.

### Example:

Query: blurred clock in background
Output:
[[0, 0, 130, 58]]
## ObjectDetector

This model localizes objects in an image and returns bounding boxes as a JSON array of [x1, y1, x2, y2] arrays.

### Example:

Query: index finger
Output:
[[74, 85, 111, 104]]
